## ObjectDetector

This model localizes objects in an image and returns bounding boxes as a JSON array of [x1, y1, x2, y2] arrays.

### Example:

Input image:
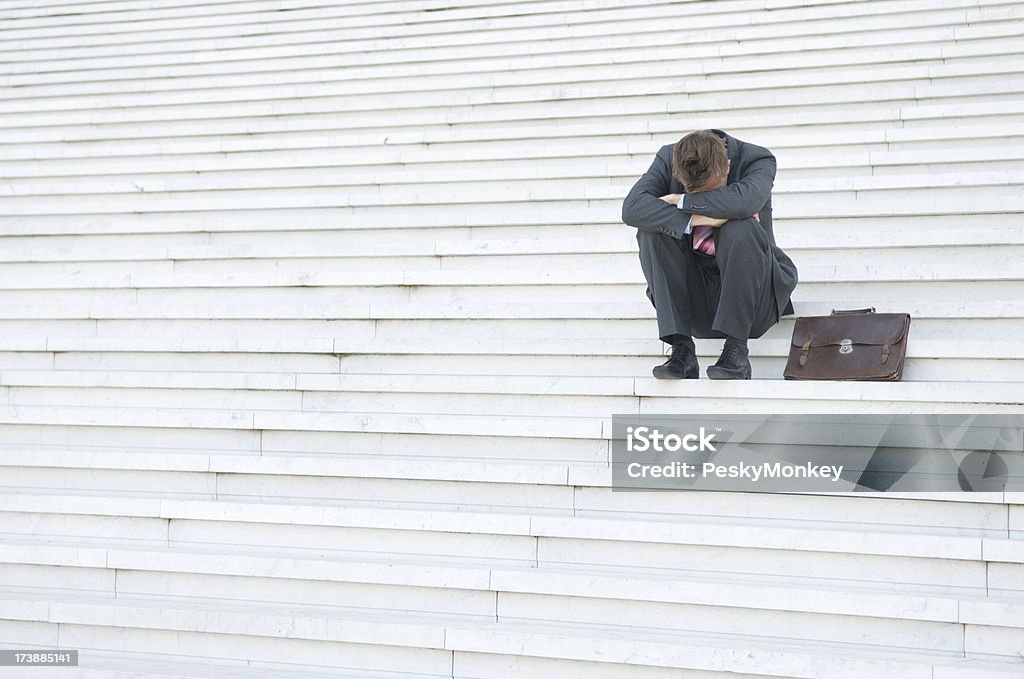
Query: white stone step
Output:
[[22, 247, 1013, 288], [4, 85, 1018, 153], [0, 445, 1016, 527], [2, 0, 511, 21], [1, 194, 1021, 234], [1, 73, 1015, 151], [18, 327, 1022, 362], [0, 289, 1010, 322], [4, 8, 1011, 100], [341, 351, 1024, 383], [1, 299, 1021, 330], [0, 259, 1020, 308], [1, 91, 1017, 154], [1, 220, 1018, 265], [2, 377, 1022, 419], [0, 445, 579, 486], [0, 489, 1020, 570], [2, 112, 1022, 169], [0, 402, 602, 437], [2, 121, 1015, 178], [0, 382, 1021, 443], [2, 165, 1015, 227], [0, 369, 1022, 407], [6, 34, 1023, 120], [0, 228, 468, 263], [1, 536, 1021, 648], [5, 158, 1023, 199], [36, 349, 592, 374], [1, 319, 1021, 380], [0, 298, 1013, 333], [0, 255, 1020, 290], [2, 325, 1022, 382], [0, 422, 608, 465], [0, 503, 1001, 594], [0, 530, 1022, 641], [0, 107, 999, 164], [0, 52, 951, 117], [2, 588, 1021, 678], [0, 0, 612, 39], [0, 649, 439, 679], [0, 0, 992, 61], [25, 347, 1018, 387], [1, 58, 1021, 133], [0, 0, 768, 50], [8, 33, 1019, 114]]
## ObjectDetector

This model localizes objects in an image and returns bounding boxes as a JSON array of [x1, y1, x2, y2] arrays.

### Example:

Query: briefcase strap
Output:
[[800, 339, 811, 366]]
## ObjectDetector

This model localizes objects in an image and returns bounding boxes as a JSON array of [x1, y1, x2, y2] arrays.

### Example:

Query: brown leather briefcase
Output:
[[784, 308, 911, 381]]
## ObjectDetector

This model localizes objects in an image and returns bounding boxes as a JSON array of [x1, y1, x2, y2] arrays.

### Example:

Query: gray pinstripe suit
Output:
[[622, 130, 798, 343]]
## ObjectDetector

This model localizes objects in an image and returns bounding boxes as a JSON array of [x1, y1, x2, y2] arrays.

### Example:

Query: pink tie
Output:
[[692, 224, 716, 256]]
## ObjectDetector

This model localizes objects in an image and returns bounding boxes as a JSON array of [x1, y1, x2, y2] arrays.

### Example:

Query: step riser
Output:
[[538, 537, 990, 592], [7, 379, 1024, 411], [498, 592, 964, 654], [0, 424, 610, 462], [0, 510, 169, 543], [59, 623, 452, 676], [0, 468, 576, 512]]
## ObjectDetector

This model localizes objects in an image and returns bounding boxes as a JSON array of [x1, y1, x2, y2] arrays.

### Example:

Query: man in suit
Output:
[[622, 129, 798, 380]]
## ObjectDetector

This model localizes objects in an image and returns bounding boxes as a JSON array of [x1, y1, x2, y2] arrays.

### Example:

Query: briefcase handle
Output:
[[830, 307, 876, 316]]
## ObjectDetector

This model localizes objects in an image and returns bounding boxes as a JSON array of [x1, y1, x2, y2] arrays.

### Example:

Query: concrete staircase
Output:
[[0, 0, 1023, 676]]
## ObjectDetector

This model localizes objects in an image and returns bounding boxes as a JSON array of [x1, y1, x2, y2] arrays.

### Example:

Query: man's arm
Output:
[[655, 202, 758, 229], [678, 143, 776, 220], [621, 148, 691, 240]]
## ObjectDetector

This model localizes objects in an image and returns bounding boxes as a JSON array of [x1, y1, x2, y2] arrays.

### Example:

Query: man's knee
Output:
[[636, 227, 675, 246], [716, 217, 766, 254], [636, 227, 688, 260], [720, 216, 761, 237]]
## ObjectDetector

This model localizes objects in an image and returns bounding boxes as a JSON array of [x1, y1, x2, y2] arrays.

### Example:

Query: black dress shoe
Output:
[[653, 343, 699, 380], [706, 341, 752, 380]]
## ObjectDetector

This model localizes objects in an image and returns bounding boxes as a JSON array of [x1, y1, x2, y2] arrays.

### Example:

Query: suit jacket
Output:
[[622, 129, 797, 317]]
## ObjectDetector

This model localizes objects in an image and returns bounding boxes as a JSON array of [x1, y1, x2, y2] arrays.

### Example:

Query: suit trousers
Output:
[[637, 217, 780, 343]]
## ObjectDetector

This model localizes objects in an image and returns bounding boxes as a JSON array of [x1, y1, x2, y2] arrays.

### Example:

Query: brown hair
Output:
[[672, 130, 728, 192]]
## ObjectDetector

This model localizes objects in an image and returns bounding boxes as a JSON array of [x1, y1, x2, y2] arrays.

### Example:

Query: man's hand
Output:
[[662, 191, 762, 228], [691, 213, 761, 228], [690, 214, 728, 228]]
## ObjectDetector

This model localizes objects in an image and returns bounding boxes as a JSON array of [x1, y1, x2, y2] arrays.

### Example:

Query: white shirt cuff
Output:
[[676, 195, 693, 234]]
